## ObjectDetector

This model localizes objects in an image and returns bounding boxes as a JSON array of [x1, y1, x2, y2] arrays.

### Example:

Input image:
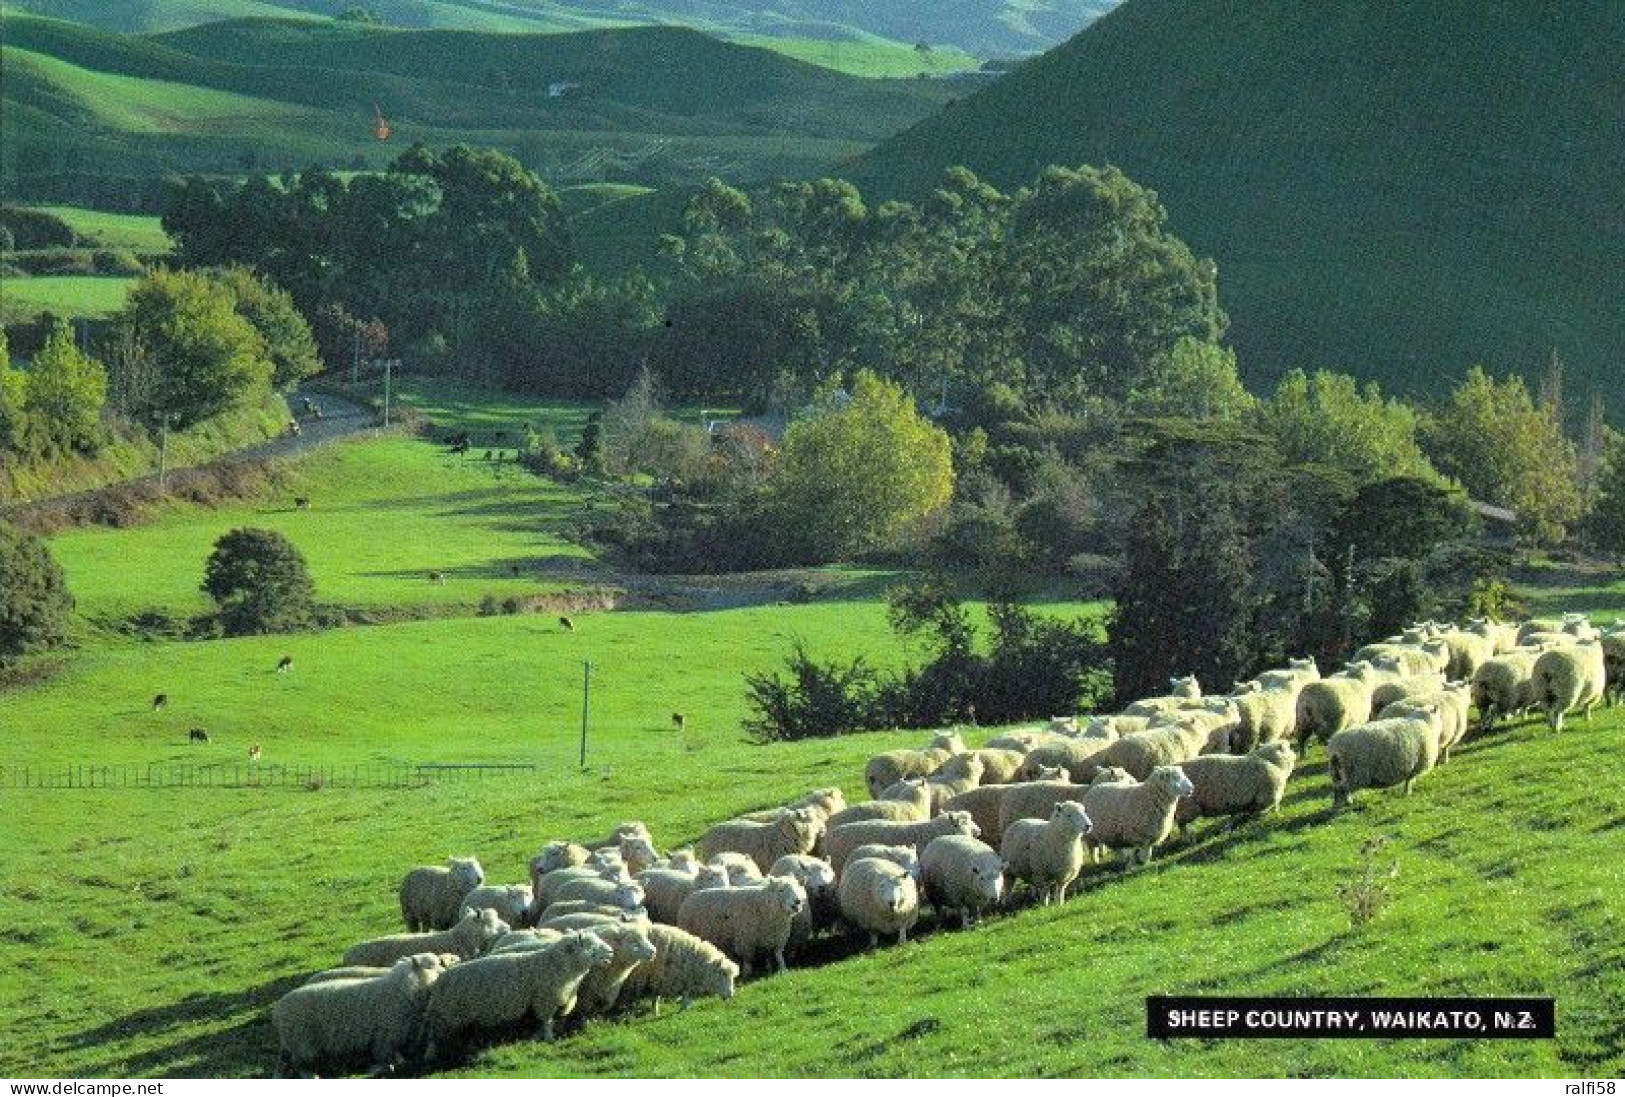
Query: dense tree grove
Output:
[[0, 521, 75, 665]]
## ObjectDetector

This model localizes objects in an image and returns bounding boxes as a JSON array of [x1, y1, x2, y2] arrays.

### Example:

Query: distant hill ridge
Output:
[[848, 0, 1625, 414]]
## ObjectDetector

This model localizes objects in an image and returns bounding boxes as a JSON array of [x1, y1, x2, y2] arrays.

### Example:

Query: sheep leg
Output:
[[898, 925, 909, 945], [773, 947, 787, 973], [867, 931, 879, 950], [1403, 778, 1414, 796], [539, 1014, 557, 1043]]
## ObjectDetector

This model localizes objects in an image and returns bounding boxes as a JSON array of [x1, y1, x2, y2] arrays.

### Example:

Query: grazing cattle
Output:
[[509, 564, 522, 577], [429, 571, 447, 585], [248, 745, 262, 763], [276, 655, 293, 674], [448, 432, 471, 455], [558, 616, 575, 632], [294, 497, 311, 511], [286, 420, 301, 437], [152, 693, 168, 712], [482, 450, 493, 461], [672, 713, 687, 732], [189, 728, 210, 743]]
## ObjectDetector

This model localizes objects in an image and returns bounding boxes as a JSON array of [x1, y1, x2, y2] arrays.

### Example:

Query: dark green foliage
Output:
[[976, 603, 1110, 724], [744, 642, 887, 743], [212, 267, 320, 389], [0, 520, 74, 665], [1329, 478, 1475, 565], [1588, 432, 1625, 559], [200, 528, 314, 636], [0, 205, 76, 249], [1361, 559, 1434, 643]]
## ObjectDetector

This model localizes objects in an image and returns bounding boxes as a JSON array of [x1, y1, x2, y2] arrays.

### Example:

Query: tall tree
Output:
[[23, 319, 107, 454], [0, 521, 74, 665], [1258, 369, 1438, 487]]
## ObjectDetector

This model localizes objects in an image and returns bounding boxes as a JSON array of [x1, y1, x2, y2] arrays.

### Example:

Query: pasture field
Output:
[[30, 205, 171, 253], [0, 274, 135, 319]]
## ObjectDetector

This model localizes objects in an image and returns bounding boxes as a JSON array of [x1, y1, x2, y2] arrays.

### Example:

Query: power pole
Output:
[[157, 415, 170, 493], [579, 660, 593, 769]]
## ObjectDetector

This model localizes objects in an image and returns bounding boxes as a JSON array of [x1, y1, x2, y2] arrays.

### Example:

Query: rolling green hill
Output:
[[0, 14, 956, 203], [847, 0, 1625, 417], [3, 0, 1122, 59]]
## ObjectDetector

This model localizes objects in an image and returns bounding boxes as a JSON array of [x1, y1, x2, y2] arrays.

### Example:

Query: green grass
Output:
[[31, 204, 171, 252], [849, 0, 1625, 421], [732, 35, 980, 78], [0, 273, 135, 318], [49, 437, 596, 621]]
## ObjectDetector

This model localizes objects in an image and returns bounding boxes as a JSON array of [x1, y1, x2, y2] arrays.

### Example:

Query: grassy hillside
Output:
[[0, 14, 955, 199], [28, 206, 171, 252], [0, 274, 136, 319], [847, 0, 1625, 417], [3, 0, 1122, 59]]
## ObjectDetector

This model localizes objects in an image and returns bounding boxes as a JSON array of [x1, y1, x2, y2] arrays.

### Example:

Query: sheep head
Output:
[[1051, 800, 1092, 836], [942, 810, 980, 839], [449, 857, 484, 888]]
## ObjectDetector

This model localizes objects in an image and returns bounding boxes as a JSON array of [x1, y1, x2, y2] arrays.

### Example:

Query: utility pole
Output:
[[579, 660, 593, 769], [382, 359, 393, 427], [157, 414, 170, 493]]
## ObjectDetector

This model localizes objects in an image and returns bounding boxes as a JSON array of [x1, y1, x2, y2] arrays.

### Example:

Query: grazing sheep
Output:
[[983, 729, 1068, 753], [843, 843, 920, 881], [586, 820, 650, 851], [671, 712, 686, 732], [919, 834, 1005, 928], [546, 877, 644, 913], [707, 852, 764, 885], [344, 908, 508, 967], [1471, 651, 1543, 732], [676, 877, 805, 976], [1369, 672, 1447, 714], [838, 857, 920, 948], [924, 753, 986, 811], [1437, 630, 1495, 681], [700, 808, 821, 874], [615, 924, 739, 1010], [767, 854, 838, 954], [1081, 715, 1147, 738], [273, 954, 443, 1077], [1016, 737, 1114, 783], [152, 693, 168, 711], [1000, 800, 1093, 904], [636, 866, 704, 925], [399, 857, 485, 931], [737, 787, 847, 825], [938, 747, 1024, 785], [826, 784, 931, 829], [1466, 617, 1520, 655], [1256, 657, 1321, 692], [1295, 675, 1376, 748], [1228, 681, 1299, 753], [1326, 707, 1442, 809], [304, 953, 460, 986], [529, 842, 590, 888], [943, 783, 1020, 849], [1090, 719, 1209, 780], [995, 780, 1090, 840], [422, 930, 614, 1057], [458, 885, 535, 929], [1174, 742, 1297, 831], [864, 731, 966, 797], [188, 728, 210, 743], [532, 864, 625, 915], [559, 616, 575, 632], [569, 922, 658, 1021], [1531, 642, 1608, 731], [1080, 765, 1194, 866], [825, 811, 980, 876]]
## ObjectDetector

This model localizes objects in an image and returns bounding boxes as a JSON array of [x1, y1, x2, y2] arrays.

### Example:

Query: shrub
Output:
[[1338, 836, 1398, 930], [201, 528, 315, 635], [0, 521, 75, 666], [744, 642, 887, 742]]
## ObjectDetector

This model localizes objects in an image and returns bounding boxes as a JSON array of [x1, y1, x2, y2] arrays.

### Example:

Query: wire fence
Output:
[[0, 761, 540, 791]]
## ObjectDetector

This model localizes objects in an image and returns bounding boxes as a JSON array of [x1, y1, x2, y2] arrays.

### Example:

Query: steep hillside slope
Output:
[[849, 0, 1625, 412]]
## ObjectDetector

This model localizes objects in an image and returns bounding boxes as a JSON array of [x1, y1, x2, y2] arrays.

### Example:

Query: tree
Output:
[[118, 269, 272, 429], [1126, 336, 1254, 420], [0, 521, 74, 665], [1587, 429, 1625, 560], [201, 528, 316, 635], [213, 267, 321, 388], [1258, 369, 1437, 486], [774, 370, 954, 559], [0, 329, 25, 454], [1328, 477, 1475, 565], [22, 318, 107, 454], [1423, 366, 1583, 545]]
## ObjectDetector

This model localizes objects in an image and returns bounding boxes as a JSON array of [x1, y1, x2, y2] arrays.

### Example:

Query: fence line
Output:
[[0, 761, 539, 791]]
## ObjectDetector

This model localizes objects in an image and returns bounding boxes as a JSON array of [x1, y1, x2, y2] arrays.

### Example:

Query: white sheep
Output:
[[699, 807, 822, 873], [1295, 674, 1376, 748], [615, 923, 739, 1010], [1562, 613, 1601, 641], [826, 783, 931, 829], [398, 857, 484, 932], [946, 747, 1027, 784], [1326, 707, 1442, 808], [636, 866, 705, 925], [1380, 682, 1472, 762], [983, 729, 1068, 753], [273, 953, 444, 1077], [999, 800, 1093, 904], [529, 842, 589, 884], [736, 787, 847, 826], [1081, 714, 1146, 738], [537, 891, 644, 925], [1256, 656, 1320, 691], [490, 928, 562, 954], [304, 953, 460, 986], [586, 821, 651, 851], [676, 876, 805, 976], [1517, 618, 1564, 644], [942, 782, 1024, 849], [995, 779, 1089, 839], [1091, 718, 1209, 780], [458, 885, 535, 929], [1466, 617, 1519, 655], [1471, 651, 1543, 731], [707, 852, 764, 885], [842, 843, 920, 881], [1173, 741, 1297, 831], [344, 908, 508, 967], [618, 835, 660, 876], [532, 864, 627, 913], [1015, 737, 1114, 783], [924, 752, 986, 811], [1438, 629, 1496, 681], [825, 811, 980, 876], [864, 731, 966, 797], [422, 930, 613, 1057], [1368, 672, 1447, 714], [836, 857, 920, 948], [1531, 641, 1608, 731], [919, 834, 1005, 928], [569, 922, 658, 1021], [1080, 765, 1194, 866], [1228, 681, 1299, 753], [768, 854, 839, 952]]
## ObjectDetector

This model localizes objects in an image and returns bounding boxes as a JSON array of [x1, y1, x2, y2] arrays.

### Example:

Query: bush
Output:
[[744, 642, 887, 742], [0, 521, 74, 666], [201, 528, 315, 635]]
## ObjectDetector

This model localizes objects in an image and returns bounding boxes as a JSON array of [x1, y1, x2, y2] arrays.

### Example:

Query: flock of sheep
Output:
[[271, 613, 1623, 1077]]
